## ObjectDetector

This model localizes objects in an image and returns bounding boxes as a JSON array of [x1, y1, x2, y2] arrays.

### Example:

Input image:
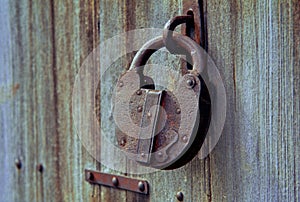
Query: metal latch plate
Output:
[[85, 169, 149, 195]]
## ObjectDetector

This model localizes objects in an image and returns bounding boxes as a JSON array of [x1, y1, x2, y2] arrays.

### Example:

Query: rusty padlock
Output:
[[113, 31, 211, 170]]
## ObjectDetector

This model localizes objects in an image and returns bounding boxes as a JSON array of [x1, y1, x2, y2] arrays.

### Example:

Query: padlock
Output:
[[113, 32, 211, 170]]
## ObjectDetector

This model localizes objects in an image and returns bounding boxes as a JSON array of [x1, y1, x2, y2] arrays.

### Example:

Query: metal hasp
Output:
[[136, 89, 163, 163], [85, 169, 149, 195]]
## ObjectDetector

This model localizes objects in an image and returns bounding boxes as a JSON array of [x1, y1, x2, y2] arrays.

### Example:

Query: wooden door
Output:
[[0, 0, 299, 201]]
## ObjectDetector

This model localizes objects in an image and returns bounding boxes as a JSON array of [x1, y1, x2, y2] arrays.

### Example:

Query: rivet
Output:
[[137, 106, 143, 112], [37, 164, 43, 172], [176, 108, 181, 114], [182, 135, 188, 143], [147, 112, 152, 117], [158, 151, 163, 157], [141, 153, 145, 157], [88, 172, 94, 181], [120, 138, 126, 146], [119, 81, 124, 87], [15, 158, 22, 169], [136, 90, 142, 95], [138, 181, 145, 192], [112, 177, 119, 186], [186, 78, 195, 88], [176, 192, 184, 201]]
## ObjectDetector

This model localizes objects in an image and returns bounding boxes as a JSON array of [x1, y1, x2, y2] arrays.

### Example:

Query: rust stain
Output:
[[0, 83, 20, 104], [12, 83, 20, 96]]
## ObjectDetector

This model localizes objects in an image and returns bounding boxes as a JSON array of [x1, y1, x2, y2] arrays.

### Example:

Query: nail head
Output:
[[37, 164, 43, 172], [176, 191, 184, 201], [15, 159, 22, 169]]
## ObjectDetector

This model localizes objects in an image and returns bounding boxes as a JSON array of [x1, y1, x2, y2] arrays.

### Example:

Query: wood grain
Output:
[[206, 0, 300, 201], [0, 0, 299, 201], [0, 0, 100, 201]]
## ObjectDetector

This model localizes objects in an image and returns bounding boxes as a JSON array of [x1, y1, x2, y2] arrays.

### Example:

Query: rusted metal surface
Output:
[[85, 169, 149, 195], [130, 34, 206, 77], [163, 12, 195, 54], [113, 25, 212, 169]]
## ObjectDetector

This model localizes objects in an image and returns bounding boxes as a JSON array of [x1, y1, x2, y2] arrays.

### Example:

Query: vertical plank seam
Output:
[[94, 0, 102, 201], [49, 0, 62, 199]]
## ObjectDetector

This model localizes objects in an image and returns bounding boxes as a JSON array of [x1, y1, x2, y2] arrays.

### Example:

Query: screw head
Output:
[[140, 152, 145, 157], [138, 181, 145, 192], [112, 177, 119, 186], [15, 158, 22, 169], [147, 112, 152, 118], [176, 108, 181, 114], [176, 191, 184, 201]]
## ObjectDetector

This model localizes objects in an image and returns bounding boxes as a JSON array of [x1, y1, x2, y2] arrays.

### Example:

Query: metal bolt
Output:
[[37, 164, 44, 172], [182, 135, 188, 143], [176, 108, 181, 114], [119, 81, 124, 87], [138, 181, 145, 192], [147, 112, 152, 118], [15, 158, 22, 169], [136, 90, 142, 95], [140, 152, 145, 157], [112, 177, 119, 186], [137, 106, 143, 112], [186, 78, 195, 88], [176, 192, 184, 201], [88, 172, 94, 181]]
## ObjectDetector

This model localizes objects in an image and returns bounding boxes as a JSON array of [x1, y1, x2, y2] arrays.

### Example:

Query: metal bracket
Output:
[[85, 169, 149, 195], [163, 10, 195, 55]]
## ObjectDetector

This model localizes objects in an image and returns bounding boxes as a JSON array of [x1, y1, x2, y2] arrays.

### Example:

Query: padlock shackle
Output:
[[129, 33, 205, 76]]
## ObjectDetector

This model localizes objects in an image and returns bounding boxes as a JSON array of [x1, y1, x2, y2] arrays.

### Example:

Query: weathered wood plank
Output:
[[99, 0, 300, 201], [1, 0, 100, 201], [0, 1, 16, 201], [206, 0, 300, 201], [51, 0, 100, 201]]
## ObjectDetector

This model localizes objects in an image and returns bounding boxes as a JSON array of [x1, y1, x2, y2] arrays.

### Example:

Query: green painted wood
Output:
[[0, 0, 299, 201]]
